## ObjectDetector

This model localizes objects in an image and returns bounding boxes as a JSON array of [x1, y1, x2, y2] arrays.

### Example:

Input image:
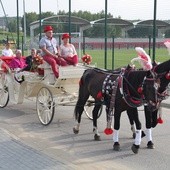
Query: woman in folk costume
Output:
[[131, 47, 152, 71]]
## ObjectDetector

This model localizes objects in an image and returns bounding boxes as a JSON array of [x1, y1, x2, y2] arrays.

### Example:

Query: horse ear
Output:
[[152, 60, 158, 67], [126, 64, 132, 70], [146, 70, 152, 77]]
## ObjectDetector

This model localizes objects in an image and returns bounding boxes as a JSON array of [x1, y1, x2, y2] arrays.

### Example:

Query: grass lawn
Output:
[[82, 48, 170, 69]]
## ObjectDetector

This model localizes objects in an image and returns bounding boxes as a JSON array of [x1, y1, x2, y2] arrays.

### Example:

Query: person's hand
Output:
[[53, 54, 58, 58]]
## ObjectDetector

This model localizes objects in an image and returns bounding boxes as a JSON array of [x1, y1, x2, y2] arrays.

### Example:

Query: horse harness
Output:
[[152, 69, 170, 102], [102, 67, 160, 114]]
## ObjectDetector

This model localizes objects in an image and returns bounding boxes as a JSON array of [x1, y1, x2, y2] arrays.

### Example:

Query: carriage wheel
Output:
[[36, 87, 55, 125], [0, 73, 9, 108], [84, 99, 103, 120]]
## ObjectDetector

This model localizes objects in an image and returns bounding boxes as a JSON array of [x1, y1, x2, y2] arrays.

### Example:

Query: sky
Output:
[[0, 0, 170, 20]]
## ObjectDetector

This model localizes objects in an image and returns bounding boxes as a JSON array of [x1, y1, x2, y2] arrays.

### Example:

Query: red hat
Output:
[[62, 33, 71, 40], [44, 25, 53, 32]]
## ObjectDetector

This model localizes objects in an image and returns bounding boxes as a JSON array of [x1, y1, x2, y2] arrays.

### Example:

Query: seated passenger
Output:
[[1, 42, 14, 57], [22, 48, 43, 72], [39, 25, 67, 78], [10, 49, 27, 71], [59, 33, 78, 66]]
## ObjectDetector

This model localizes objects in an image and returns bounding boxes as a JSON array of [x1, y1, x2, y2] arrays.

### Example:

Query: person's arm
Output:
[[9, 49, 14, 56], [41, 46, 58, 58], [39, 38, 58, 58], [1, 49, 5, 56], [71, 44, 77, 55], [57, 46, 61, 57]]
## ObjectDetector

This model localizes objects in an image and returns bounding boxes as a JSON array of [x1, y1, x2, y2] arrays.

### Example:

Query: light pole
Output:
[[69, 0, 71, 43], [23, 0, 26, 48], [39, 0, 42, 40], [152, 0, 157, 61], [104, 0, 107, 69], [16, 0, 19, 49]]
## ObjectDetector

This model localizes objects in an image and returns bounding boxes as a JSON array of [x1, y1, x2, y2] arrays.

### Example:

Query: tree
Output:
[[8, 19, 17, 32], [21, 12, 38, 36]]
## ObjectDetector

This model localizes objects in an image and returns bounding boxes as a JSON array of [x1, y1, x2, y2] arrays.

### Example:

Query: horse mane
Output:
[[154, 59, 170, 74], [93, 67, 121, 75]]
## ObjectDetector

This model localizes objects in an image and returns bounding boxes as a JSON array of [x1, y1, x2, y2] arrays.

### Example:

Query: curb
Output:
[[161, 102, 170, 109]]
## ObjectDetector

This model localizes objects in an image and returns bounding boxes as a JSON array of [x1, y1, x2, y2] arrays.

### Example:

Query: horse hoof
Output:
[[133, 133, 136, 139], [113, 142, 120, 151], [73, 127, 79, 134], [94, 134, 101, 141], [141, 131, 146, 138], [131, 144, 140, 154], [147, 141, 155, 149]]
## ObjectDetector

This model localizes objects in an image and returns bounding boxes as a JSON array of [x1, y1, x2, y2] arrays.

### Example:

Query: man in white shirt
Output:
[[1, 43, 14, 56]]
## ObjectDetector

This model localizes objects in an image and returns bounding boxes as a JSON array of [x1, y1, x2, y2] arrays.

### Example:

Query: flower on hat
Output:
[[81, 54, 92, 65]]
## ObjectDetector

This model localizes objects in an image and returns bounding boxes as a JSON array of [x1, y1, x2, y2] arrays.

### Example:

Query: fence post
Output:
[[21, 36, 24, 56], [83, 36, 85, 54], [112, 36, 115, 70], [59, 35, 61, 46], [148, 35, 151, 56]]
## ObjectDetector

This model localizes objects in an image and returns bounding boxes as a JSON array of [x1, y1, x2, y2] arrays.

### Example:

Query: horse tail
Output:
[[74, 70, 90, 121]]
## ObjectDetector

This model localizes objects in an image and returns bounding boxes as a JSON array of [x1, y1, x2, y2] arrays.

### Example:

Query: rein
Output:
[[119, 70, 146, 108]]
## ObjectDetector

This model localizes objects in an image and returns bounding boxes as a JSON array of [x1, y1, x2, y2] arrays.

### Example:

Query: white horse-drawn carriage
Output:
[[0, 56, 100, 125]]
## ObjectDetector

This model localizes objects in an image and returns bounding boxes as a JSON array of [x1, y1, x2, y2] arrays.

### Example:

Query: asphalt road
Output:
[[0, 98, 170, 170]]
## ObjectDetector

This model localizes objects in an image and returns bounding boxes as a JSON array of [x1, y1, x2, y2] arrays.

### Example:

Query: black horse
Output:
[[127, 59, 170, 150], [73, 65, 159, 153]]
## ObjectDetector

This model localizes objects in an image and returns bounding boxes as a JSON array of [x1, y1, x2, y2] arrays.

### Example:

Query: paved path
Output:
[[0, 96, 170, 170], [0, 128, 74, 170]]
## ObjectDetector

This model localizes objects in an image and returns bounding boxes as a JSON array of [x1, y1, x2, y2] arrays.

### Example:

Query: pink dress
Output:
[[10, 57, 27, 69]]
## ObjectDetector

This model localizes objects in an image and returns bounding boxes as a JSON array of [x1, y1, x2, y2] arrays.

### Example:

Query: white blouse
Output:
[[60, 44, 77, 58], [2, 48, 14, 56]]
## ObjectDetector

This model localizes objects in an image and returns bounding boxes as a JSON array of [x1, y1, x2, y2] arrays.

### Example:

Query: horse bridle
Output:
[[152, 70, 170, 101], [142, 73, 160, 108], [120, 69, 160, 109]]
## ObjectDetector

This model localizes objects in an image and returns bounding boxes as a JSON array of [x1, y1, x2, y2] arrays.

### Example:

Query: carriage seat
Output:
[[0, 56, 15, 72], [38, 61, 86, 85], [0, 56, 15, 65]]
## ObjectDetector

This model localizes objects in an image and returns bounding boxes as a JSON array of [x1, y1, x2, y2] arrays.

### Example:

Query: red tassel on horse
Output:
[[104, 128, 113, 135], [157, 117, 164, 124], [165, 72, 170, 80], [137, 87, 143, 94], [96, 91, 103, 99]]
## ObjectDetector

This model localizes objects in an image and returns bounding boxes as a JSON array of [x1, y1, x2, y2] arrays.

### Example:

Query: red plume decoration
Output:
[[137, 87, 143, 94], [165, 72, 170, 80]]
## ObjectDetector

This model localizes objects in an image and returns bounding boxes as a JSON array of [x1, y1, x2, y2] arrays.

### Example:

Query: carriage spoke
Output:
[[36, 87, 55, 125]]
